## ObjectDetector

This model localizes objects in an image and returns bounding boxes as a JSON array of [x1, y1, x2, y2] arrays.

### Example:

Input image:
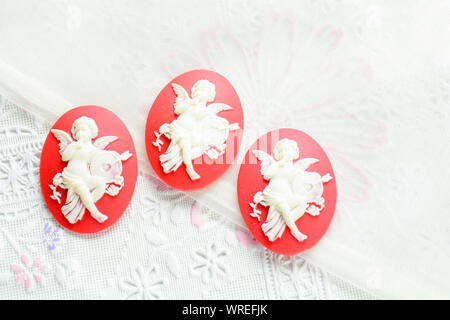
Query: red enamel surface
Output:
[[145, 69, 244, 191], [237, 128, 337, 255], [40, 106, 138, 234]]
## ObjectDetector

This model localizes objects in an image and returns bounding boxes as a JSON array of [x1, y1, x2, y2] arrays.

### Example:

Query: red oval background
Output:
[[40, 106, 138, 234], [145, 70, 244, 191], [237, 128, 337, 255]]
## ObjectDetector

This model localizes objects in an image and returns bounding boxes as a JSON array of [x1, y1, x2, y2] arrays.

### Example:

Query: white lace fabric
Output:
[[0, 0, 449, 299], [0, 93, 374, 299]]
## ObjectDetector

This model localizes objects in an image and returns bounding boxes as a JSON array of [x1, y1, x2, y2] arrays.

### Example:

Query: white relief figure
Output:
[[153, 80, 240, 180], [50, 117, 132, 224], [250, 139, 332, 242]]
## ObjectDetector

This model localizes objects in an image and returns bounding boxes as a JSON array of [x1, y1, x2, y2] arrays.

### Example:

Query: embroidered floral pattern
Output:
[[55, 259, 81, 289], [140, 195, 164, 224], [0, 158, 29, 194], [0, 101, 43, 209], [140, 192, 188, 226], [10, 255, 47, 291], [190, 242, 229, 284], [43, 222, 61, 251], [271, 254, 329, 300], [119, 265, 164, 300], [2, 230, 49, 292]]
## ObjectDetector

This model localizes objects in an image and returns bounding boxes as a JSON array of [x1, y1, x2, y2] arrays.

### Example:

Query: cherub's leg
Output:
[[165, 139, 176, 153], [278, 203, 307, 242], [74, 185, 108, 223], [262, 206, 286, 241], [291, 203, 307, 221], [179, 139, 200, 180], [88, 176, 106, 203]]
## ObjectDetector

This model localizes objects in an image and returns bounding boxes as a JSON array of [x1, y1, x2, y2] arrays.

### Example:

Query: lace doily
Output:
[[0, 93, 373, 299]]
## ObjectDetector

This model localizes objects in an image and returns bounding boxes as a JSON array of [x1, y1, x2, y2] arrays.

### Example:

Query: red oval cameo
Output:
[[40, 106, 138, 234], [237, 128, 337, 255], [145, 69, 244, 191]]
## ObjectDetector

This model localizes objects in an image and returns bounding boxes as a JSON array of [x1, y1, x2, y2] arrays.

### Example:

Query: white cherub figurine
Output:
[[250, 139, 332, 242], [153, 79, 240, 180], [50, 116, 132, 224]]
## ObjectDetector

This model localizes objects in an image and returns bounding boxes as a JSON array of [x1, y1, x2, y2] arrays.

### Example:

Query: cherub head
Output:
[[71, 116, 98, 142], [191, 80, 215, 103], [273, 139, 299, 162]]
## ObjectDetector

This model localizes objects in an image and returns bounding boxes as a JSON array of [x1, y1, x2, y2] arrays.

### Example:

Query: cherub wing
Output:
[[171, 83, 190, 114], [294, 158, 319, 171], [253, 150, 275, 176], [93, 136, 118, 150], [51, 129, 73, 156], [293, 158, 332, 203], [207, 103, 232, 114]]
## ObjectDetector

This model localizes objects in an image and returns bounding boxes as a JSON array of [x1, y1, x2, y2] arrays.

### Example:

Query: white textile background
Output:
[[0, 0, 449, 299], [0, 90, 375, 299]]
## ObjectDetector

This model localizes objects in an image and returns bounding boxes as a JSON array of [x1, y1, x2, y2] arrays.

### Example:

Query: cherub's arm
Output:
[[62, 143, 77, 162], [262, 163, 278, 180], [174, 100, 192, 115]]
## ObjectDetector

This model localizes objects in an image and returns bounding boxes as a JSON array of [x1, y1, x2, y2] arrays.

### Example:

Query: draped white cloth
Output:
[[0, 0, 449, 298]]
